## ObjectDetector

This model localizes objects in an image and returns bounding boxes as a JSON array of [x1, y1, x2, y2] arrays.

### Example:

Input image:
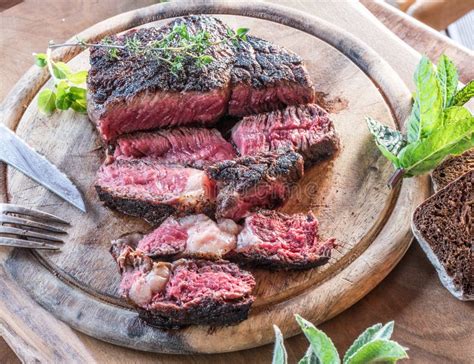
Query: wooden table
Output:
[[0, 1, 473, 363]]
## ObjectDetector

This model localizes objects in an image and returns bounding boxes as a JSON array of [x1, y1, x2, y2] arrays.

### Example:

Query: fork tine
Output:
[[0, 215, 67, 234], [0, 204, 69, 225], [0, 237, 61, 250], [0, 226, 64, 243]]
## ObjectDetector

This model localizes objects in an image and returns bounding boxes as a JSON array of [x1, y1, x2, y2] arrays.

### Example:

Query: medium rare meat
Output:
[[229, 36, 315, 116], [113, 128, 236, 169], [207, 151, 304, 220], [232, 104, 339, 165], [228, 210, 336, 270], [87, 16, 234, 141], [112, 245, 255, 328], [95, 159, 215, 224]]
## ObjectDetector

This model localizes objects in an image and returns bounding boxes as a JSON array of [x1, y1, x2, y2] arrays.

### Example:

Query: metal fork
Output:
[[0, 203, 68, 250]]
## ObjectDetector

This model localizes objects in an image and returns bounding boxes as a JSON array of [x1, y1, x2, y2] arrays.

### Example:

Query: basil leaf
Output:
[[453, 80, 474, 106], [52, 61, 71, 79], [272, 325, 288, 364], [436, 54, 458, 108], [366, 117, 405, 165], [295, 315, 340, 364], [37, 89, 56, 114], [298, 347, 320, 364], [398, 116, 474, 176], [34, 53, 48, 67], [344, 339, 408, 364], [67, 70, 88, 85]]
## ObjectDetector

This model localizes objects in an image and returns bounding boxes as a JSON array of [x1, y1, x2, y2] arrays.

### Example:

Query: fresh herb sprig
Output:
[[272, 315, 409, 364], [367, 54, 474, 187], [34, 48, 88, 114]]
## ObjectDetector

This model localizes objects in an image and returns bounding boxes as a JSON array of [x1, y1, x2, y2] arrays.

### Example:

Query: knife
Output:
[[0, 124, 86, 212]]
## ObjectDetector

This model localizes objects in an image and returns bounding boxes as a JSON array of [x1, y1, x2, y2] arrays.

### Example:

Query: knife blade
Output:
[[0, 124, 86, 212]]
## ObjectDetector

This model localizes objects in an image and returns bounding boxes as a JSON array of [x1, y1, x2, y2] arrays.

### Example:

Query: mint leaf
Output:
[[366, 117, 405, 165], [34, 53, 48, 67], [67, 70, 88, 85], [55, 81, 71, 110], [295, 315, 340, 364], [398, 116, 474, 176], [51, 61, 71, 79], [299, 347, 320, 364], [344, 339, 408, 364], [453, 80, 474, 106], [443, 106, 472, 125], [436, 54, 458, 108], [343, 324, 382, 363], [37, 89, 56, 114], [406, 96, 420, 143], [272, 325, 288, 364]]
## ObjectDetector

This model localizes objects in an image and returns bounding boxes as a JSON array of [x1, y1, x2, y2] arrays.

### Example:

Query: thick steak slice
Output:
[[113, 128, 236, 169], [87, 16, 234, 141], [228, 210, 336, 270], [207, 151, 304, 220], [412, 170, 473, 301], [95, 159, 215, 224], [112, 246, 255, 328], [232, 104, 339, 165], [229, 36, 315, 116]]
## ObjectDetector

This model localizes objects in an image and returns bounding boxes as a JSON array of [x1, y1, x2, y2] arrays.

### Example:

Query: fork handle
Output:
[[0, 263, 96, 363]]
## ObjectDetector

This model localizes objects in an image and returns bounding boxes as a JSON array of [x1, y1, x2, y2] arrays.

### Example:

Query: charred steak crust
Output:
[[227, 251, 330, 271]]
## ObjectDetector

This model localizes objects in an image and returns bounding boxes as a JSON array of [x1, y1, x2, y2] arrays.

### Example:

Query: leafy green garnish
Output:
[[37, 89, 56, 114], [272, 325, 288, 364], [436, 54, 458, 108], [344, 340, 409, 364], [453, 80, 474, 106], [34, 53, 48, 67]]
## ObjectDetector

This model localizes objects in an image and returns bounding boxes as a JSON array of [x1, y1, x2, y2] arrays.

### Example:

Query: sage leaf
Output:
[[299, 346, 320, 364], [295, 314, 340, 364], [343, 323, 385, 363], [344, 339, 408, 364], [52, 61, 71, 79], [366, 117, 405, 165], [34, 53, 47, 67], [67, 70, 88, 85], [436, 54, 458, 108], [272, 325, 288, 364], [37, 89, 56, 114], [453, 80, 474, 106]]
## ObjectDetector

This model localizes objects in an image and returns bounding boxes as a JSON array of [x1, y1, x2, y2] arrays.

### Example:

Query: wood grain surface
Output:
[[0, 0, 473, 362]]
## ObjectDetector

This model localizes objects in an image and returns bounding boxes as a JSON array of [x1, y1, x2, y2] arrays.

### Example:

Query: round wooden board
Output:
[[0, 1, 429, 354]]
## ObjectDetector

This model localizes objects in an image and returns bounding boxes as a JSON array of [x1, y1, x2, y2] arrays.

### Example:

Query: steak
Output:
[[232, 104, 339, 165], [136, 214, 241, 259], [228, 210, 336, 270], [95, 158, 215, 224], [112, 245, 255, 328], [113, 127, 236, 169], [229, 36, 315, 116], [206, 151, 304, 220], [87, 16, 234, 141]]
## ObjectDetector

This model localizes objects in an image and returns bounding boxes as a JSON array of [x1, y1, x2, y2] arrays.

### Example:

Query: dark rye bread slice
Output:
[[87, 16, 234, 142], [412, 170, 473, 300], [431, 149, 474, 192]]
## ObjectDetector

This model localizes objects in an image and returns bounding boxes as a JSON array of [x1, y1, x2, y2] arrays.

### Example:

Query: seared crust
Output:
[[227, 251, 330, 271]]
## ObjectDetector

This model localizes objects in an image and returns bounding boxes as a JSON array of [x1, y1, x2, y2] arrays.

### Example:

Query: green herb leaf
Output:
[[52, 61, 71, 79], [272, 325, 288, 364], [67, 70, 88, 85], [34, 53, 48, 67], [344, 339, 408, 364], [236, 27, 250, 40], [299, 347, 320, 364], [295, 314, 340, 364], [366, 117, 405, 165], [68, 86, 87, 101], [55, 80, 71, 110], [198, 55, 214, 65], [405, 96, 420, 143], [37, 89, 57, 114], [436, 54, 458, 108], [443, 106, 472, 125], [453, 80, 474, 106]]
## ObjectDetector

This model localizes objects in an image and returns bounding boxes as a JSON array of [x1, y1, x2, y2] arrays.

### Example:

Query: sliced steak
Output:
[[229, 36, 315, 116], [207, 151, 304, 220], [95, 159, 215, 224], [228, 210, 336, 270], [112, 246, 255, 328], [232, 104, 339, 165], [136, 214, 241, 260], [113, 127, 236, 169], [88, 16, 234, 141]]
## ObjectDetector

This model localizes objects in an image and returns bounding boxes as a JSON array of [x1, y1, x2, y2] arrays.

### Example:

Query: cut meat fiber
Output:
[[111, 245, 255, 328], [87, 15, 314, 142], [112, 127, 236, 169], [95, 158, 215, 224], [207, 150, 304, 220], [232, 104, 339, 165]]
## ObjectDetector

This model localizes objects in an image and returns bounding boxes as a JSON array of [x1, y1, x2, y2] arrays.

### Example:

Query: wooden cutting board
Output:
[[0, 0, 429, 355]]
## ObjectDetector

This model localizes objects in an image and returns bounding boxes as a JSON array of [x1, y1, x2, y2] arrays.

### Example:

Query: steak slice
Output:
[[228, 210, 336, 270], [136, 214, 241, 260], [112, 246, 255, 328], [412, 170, 473, 300], [229, 35, 315, 116], [232, 104, 339, 165], [87, 16, 234, 141], [95, 159, 215, 224], [207, 151, 304, 220], [113, 127, 236, 169]]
